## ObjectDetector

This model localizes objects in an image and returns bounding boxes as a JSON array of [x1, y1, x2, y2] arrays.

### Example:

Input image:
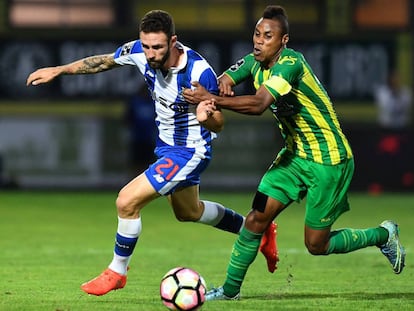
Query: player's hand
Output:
[[218, 79, 235, 97], [218, 74, 235, 97], [183, 81, 212, 104], [196, 99, 217, 123], [26, 66, 62, 86]]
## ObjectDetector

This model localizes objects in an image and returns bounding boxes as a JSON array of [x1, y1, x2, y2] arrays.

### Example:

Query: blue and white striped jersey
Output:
[[114, 40, 219, 149]]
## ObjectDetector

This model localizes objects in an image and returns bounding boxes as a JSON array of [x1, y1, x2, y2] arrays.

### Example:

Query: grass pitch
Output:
[[1, 191, 413, 310]]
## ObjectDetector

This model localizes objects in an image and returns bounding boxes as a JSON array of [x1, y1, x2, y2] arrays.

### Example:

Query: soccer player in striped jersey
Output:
[[184, 5, 405, 301], [26, 10, 277, 296]]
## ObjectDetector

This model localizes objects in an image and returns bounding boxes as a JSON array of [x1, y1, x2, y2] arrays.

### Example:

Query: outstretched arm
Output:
[[183, 81, 274, 115], [26, 53, 119, 86]]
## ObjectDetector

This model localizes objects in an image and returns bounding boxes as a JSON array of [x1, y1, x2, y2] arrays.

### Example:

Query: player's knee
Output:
[[245, 212, 269, 233], [305, 241, 328, 255], [116, 191, 137, 217], [174, 209, 200, 222]]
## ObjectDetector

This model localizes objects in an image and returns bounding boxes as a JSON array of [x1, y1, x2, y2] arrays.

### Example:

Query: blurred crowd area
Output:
[[0, 0, 413, 192]]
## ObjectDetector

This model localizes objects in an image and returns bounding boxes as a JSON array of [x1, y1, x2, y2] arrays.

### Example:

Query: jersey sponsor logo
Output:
[[120, 41, 134, 56], [152, 90, 189, 113], [278, 55, 297, 65], [229, 58, 245, 72]]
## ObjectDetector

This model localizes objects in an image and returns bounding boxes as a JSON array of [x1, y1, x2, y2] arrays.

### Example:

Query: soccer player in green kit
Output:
[[183, 5, 405, 300]]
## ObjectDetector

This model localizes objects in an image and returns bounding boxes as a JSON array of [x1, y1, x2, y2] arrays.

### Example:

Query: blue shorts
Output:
[[145, 142, 212, 195]]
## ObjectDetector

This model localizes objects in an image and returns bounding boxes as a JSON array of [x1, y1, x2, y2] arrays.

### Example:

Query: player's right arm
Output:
[[26, 53, 119, 86]]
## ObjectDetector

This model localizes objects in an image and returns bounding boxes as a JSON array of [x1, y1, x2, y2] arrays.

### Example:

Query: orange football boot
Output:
[[259, 222, 279, 273], [81, 268, 127, 296]]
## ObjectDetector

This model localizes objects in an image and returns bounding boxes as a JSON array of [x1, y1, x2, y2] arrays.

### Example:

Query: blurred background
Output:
[[0, 0, 412, 193]]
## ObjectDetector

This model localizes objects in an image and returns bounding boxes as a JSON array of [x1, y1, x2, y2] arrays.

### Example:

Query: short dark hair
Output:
[[139, 10, 175, 39], [262, 5, 289, 35]]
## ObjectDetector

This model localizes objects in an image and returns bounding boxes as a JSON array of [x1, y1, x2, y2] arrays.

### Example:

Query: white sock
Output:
[[108, 217, 142, 275], [198, 200, 245, 233], [198, 200, 225, 226]]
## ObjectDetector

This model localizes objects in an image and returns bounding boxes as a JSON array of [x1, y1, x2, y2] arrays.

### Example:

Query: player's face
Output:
[[253, 18, 288, 68], [140, 32, 173, 69]]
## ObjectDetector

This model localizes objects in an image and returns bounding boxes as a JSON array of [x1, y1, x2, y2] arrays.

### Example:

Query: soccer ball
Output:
[[160, 267, 207, 311]]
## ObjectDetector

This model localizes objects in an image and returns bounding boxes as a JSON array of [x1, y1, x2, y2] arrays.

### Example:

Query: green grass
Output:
[[1, 191, 413, 310]]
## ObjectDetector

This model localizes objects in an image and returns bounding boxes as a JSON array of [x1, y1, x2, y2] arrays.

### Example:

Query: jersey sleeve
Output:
[[113, 40, 144, 66], [198, 69, 219, 95], [187, 49, 219, 95], [224, 54, 256, 85]]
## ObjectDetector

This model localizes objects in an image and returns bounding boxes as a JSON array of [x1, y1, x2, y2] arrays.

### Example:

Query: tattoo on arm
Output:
[[75, 54, 117, 74]]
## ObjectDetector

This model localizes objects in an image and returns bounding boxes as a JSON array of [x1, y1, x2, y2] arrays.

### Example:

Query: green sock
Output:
[[327, 227, 388, 254], [222, 227, 262, 297]]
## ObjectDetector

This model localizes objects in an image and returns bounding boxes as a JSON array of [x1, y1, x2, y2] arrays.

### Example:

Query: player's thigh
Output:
[[117, 173, 160, 216], [170, 185, 201, 220], [304, 158, 354, 229]]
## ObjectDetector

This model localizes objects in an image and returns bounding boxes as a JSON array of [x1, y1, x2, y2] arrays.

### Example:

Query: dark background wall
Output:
[[0, 0, 413, 192]]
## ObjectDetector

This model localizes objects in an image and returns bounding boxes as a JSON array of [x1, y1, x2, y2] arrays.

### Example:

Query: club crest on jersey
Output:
[[229, 59, 245, 72], [120, 41, 134, 56], [145, 70, 155, 78]]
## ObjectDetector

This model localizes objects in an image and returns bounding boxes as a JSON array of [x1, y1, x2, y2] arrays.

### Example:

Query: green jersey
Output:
[[224, 48, 353, 165]]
